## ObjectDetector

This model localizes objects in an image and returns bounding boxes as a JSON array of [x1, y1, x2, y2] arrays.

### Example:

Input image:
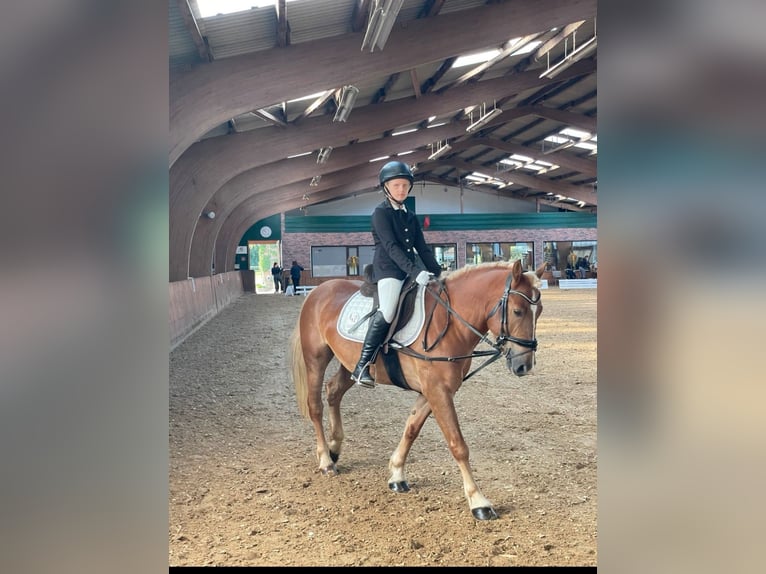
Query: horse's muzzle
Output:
[[507, 352, 535, 377]]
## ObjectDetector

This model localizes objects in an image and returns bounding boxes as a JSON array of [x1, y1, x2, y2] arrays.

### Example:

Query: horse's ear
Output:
[[535, 262, 546, 279], [511, 259, 523, 281]]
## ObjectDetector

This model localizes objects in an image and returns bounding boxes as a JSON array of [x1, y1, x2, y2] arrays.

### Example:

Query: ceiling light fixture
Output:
[[361, 0, 404, 52], [202, 211, 215, 219], [427, 141, 452, 161], [316, 146, 333, 164], [333, 85, 360, 122], [539, 32, 597, 79], [466, 102, 503, 133], [310, 175, 321, 187]]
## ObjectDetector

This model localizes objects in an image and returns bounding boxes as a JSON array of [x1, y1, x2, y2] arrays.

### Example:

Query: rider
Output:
[[351, 160, 443, 388]]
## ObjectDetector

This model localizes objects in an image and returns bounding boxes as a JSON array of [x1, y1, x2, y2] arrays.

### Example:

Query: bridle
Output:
[[487, 272, 540, 353], [390, 271, 540, 381]]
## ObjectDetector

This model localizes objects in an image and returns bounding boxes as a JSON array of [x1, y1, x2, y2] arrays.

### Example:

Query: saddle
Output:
[[360, 265, 418, 347]]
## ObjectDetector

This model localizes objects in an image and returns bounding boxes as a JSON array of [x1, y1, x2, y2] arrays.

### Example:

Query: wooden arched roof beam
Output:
[[171, 69, 595, 280], [170, 0, 597, 165], [276, 0, 290, 48], [187, 128, 459, 276], [216, 175, 380, 272], [175, 0, 211, 63], [169, 61, 594, 279]]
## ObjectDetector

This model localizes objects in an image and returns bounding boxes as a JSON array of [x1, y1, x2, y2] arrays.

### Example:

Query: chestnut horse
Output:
[[289, 259, 544, 520]]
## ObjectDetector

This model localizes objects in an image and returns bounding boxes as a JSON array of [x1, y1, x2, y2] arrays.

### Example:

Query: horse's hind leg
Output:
[[303, 348, 338, 475], [388, 394, 432, 492], [324, 363, 355, 464]]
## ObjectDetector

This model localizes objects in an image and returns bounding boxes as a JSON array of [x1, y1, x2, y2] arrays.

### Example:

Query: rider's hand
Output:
[[415, 270, 431, 286]]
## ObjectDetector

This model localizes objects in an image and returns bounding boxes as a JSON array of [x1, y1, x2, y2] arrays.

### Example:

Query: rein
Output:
[[391, 272, 540, 381]]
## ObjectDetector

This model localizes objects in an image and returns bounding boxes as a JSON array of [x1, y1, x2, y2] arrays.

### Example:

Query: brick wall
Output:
[[282, 227, 597, 286]]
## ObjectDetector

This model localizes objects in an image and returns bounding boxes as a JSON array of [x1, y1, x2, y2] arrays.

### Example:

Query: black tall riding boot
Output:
[[351, 310, 390, 388]]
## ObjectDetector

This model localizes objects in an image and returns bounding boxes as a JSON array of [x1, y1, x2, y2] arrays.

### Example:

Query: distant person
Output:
[[271, 262, 283, 292], [290, 260, 305, 289], [577, 256, 591, 279]]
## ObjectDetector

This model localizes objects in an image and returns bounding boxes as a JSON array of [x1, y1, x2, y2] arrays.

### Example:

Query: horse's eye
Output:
[[513, 308, 523, 317]]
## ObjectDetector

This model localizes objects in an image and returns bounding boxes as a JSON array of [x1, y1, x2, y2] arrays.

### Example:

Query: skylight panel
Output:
[[287, 91, 328, 103], [559, 127, 591, 140], [452, 49, 501, 68], [197, 0, 290, 17], [392, 128, 418, 136], [511, 40, 542, 56], [573, 141, 598, 150], [544, 135, 570, 144], [510, 154, 533, 163]]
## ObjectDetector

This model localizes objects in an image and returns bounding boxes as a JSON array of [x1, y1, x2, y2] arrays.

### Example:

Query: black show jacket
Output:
[[370, 199, 442, 282]]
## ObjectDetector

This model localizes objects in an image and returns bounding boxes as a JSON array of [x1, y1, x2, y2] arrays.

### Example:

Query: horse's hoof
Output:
[[471, 507, 499, 520], [329, 451, 339, 463], [388, 481, 410, 493], [320, 463, 338, 476]]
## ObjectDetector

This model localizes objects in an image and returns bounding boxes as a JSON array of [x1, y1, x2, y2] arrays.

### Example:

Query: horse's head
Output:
[[487, 260, 544, 377]]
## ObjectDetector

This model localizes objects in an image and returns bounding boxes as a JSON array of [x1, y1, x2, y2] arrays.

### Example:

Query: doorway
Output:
[[248, 241, 281, 293]]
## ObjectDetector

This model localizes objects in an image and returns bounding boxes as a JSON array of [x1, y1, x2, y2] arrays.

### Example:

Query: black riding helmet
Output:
[[379, 161, 414, 206]]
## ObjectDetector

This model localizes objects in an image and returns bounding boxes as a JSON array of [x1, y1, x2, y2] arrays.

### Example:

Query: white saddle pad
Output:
[[337, 285, 426, 347]]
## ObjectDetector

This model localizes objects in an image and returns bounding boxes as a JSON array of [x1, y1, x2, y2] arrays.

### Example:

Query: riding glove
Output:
[[415, 270, 431, 286]]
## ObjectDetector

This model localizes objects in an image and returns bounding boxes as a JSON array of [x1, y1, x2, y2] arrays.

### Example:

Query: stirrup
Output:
[[355, 378, 375, 389], [352, 367, 375, 389]]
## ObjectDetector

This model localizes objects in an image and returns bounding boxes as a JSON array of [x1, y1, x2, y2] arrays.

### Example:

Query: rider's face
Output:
[[386, 178, 411, 202]]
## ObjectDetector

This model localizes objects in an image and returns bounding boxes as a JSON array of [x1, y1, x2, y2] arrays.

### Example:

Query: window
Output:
[[430, 244, 457, 271], [544, 240, 597, 272], [466, 242, 534, 270], [311, 245, 375, 278]]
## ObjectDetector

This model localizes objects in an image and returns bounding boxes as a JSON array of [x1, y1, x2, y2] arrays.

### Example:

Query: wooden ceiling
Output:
[[169, 0, 597, 280]]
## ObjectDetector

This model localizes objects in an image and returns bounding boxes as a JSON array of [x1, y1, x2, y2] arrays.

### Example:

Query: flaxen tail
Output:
[[289, 322, 309, 419]]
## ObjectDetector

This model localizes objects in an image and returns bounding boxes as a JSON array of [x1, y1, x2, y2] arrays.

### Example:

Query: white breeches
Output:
[[377, 277, 405, 323]]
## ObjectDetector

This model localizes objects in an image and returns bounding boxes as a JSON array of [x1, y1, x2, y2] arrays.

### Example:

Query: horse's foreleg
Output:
[[427, 391, 498, 521], [325, 364, 354, 465], [388, 394, 432, 493]]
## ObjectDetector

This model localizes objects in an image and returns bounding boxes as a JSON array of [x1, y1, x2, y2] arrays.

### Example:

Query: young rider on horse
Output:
[[351, 161, 443, 388]]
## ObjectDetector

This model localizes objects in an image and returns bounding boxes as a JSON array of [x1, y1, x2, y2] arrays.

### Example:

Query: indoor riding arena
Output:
[[169, 0, 599, 567], [169, 287, 596, 566]]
